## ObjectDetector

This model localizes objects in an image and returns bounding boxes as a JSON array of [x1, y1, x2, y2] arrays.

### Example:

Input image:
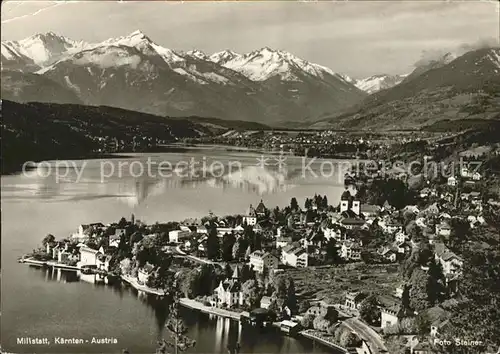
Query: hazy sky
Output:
[[1, 1, 499, 78]]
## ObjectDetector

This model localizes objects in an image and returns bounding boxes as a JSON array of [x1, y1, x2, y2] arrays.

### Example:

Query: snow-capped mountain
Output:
[[354, 74, 407, 94], [209, 50, 242, 66], [315, 47, 500, 130], [1, 32, 89, 70], [1, 30, 366, 125], [186, 49, 210, 61], [211, 46, 345, 83], [403, 52, 458, 83]]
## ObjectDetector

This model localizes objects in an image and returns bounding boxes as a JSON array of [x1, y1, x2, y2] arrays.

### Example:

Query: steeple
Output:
[[341, 189, 351, 201], [232, 266, 240, 280]]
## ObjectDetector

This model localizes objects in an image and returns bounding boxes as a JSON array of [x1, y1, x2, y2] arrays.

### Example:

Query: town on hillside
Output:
[[21, 155, 500, 354]]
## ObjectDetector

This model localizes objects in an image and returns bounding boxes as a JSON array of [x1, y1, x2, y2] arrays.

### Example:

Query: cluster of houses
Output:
[[45, 217, 160, 285], [447, 165, 482, 187], [46, 222, 117, 272]]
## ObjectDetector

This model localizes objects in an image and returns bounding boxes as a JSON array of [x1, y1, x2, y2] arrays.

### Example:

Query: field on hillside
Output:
[[286, 263, 401, 304]]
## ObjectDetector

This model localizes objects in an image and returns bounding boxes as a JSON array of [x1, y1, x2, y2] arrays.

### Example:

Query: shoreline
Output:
[[179, 298, 348, 353], [121, 274, 167, 296], [18, 257, 167, 296], [300, 330, 348, 353], [179, 298, 243, 321]]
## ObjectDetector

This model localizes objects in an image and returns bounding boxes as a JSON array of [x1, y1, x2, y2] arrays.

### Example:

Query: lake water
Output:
[[1, 149, 348, 353]]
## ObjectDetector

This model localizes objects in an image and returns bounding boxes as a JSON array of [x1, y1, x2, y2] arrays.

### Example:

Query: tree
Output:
[[286, 279, 298, 315], [221, 232, 236, 262], [441, 232, 500, 353], [313, 315, 331, 332], [298, 299, 311, 314], [359, 295, 381, 325], [400, 284, 412, 316], [270, 206, 282, 224], [427, 258, 445, 305], [223, 263, 233, 279], [300, 314, 315, 329], [206, 224, 220, 260], [304, 198, 312, 210], [334, 327, 344, 343], [179, 269, 200, 298], [240, 263, 254, 283], [241, 279, 261, 309], [42, 234, 55, 247], [406, 220, 422, 242], [449, 218, 471, 249], [198, 264, 218, 295], [232, 237, 246, 261], [409, 268, 431, 312], [120, 258, 133, 275], [159, 281, 196, 354], [322, 195, 328, 209], [147, 267, 173, 290], [129, 231, 143, 246], [290, 197, 299, 211], [415, 312, 431, 335], [340, 331, 361, 347], [118, 217, 128, 228], [325, 238, 342, 263]]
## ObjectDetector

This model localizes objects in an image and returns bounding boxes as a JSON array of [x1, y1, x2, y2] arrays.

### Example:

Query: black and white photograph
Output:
[[1, 1, 500, 354]]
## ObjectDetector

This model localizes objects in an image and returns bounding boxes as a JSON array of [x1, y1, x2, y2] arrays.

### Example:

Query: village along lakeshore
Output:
[[15, 152, 500, 354]]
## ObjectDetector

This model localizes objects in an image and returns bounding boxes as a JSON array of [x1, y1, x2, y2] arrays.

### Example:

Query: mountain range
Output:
[[2, 30, 499, 130], [313, 47, 500, 130], [351, 74, 408, 94], [1, 31, 367, 125]]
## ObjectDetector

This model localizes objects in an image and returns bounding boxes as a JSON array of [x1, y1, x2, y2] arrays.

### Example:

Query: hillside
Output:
[[0, 100, 269, 173], [312, 48, 500, 130]]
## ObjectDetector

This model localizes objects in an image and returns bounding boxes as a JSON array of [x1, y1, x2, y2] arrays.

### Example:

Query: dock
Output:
[[19, 257, 80, 271]]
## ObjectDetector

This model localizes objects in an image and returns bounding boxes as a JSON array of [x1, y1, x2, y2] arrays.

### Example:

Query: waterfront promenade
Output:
[[121, 275, 167, 296], [344, 317, 387, 354], [179, 298, 242, 320], [299, 330, 348, 353]]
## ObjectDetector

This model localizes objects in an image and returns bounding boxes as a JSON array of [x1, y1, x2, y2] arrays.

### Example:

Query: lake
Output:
[[1, 149, 349, 353]]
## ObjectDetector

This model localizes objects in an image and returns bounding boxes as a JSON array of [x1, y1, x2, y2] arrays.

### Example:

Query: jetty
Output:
[[18, 257, 79, 271]]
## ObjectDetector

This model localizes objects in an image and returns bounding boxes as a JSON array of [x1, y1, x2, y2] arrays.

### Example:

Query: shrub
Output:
[[340, 331, 362, 348], [399, 317, 418, 334], [334, 326, 345, 343], [313, 315, 332, 332], [383, 323, 400, 335], [300, 314, 315, 329]]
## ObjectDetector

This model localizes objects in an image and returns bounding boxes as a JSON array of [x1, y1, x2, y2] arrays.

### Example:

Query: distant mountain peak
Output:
[[2, 30, 367, 125], [100, 30, 154, 48], [186, 49, 209, 60], [354, 74, 407, 93], [209, 50, 242, 64], [129, 29, 146, 37]]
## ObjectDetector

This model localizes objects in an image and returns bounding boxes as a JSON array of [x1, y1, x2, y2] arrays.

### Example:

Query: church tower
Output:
[[232, 266, 240, 280], [340, 189, 351, 213]]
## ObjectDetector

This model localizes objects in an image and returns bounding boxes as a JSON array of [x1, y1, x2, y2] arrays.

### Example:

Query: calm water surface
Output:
[[1, 150, 346, 353]]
